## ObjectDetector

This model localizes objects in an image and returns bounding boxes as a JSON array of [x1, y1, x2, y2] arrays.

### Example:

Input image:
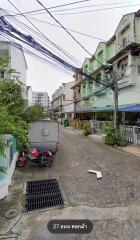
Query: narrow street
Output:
[[1, 126, 140, 239]]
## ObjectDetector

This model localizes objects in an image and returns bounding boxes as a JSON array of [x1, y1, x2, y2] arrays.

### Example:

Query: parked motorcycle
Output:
[[16, 148, 53, 167]]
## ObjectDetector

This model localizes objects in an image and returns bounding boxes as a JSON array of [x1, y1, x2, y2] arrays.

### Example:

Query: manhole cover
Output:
[[25, 179, 64, 212]]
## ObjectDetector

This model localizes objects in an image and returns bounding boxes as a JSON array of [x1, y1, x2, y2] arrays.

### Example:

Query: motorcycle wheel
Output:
[[41, 155, 52, 167], [16, 160, 26, 167]]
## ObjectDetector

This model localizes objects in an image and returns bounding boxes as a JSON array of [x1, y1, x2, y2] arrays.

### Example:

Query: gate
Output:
[[120, 125, 140, 146]]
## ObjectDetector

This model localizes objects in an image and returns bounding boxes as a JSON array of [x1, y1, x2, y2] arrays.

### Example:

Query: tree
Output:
[[23, 104, 48, 123], [0, 79, 29, 154], [0, 79, 27, 117], [0, 59, 29, 173]]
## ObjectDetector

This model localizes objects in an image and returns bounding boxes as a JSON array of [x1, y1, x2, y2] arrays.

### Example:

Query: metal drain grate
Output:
[[25, 179, 64, 212]]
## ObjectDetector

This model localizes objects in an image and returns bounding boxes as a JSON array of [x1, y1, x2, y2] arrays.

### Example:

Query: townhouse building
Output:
[[72, 9, 140, 127], [51, 81, 74, 121], [51, 88, 62, 120]]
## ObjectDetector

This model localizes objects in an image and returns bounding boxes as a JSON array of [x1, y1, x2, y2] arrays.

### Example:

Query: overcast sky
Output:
[[1, 0, 140, 98]]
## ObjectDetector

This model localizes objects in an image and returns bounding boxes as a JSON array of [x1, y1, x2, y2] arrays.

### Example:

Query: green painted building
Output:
[[77, 37, 116, 118]]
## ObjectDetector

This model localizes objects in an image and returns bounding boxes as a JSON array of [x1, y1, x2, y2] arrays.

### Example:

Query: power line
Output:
[[1, 7, 130, 49], [29, 1, 105, 66], [55, 3, 140, 16], [51, 85, 109, 109], [26, 16, 124, 47], [0, 14, 121, 115], [35, 0, 133, 67], [35, 0, 92, 57], [3, 1, 130, 17], [2, 6, 133, 71], [27, 16, 139, 61], [46, 0, 93, 9], [3, 0, 93, 17], [50, 1, 130, 13], [0, 32, 74, 75], [5, 3, 81, 66], [0, 15, 110, 87]]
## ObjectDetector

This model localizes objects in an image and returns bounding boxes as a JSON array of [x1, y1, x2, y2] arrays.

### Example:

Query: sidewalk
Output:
[[118, 145, 140, 158]]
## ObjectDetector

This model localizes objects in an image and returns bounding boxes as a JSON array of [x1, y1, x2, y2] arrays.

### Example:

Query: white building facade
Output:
[[0, 41, 28, 98], [61, 81, 75, 118], [51, 81, 75, 120], [32, 91, 49, 111]]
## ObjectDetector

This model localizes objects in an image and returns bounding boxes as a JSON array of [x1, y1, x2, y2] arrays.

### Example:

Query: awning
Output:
[[76, 105, 113, 113], [118, 104, 140, 112], [76, 104, 140, 113]]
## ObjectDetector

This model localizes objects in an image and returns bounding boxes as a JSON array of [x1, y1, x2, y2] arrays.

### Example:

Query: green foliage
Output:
[[23, 104, 48, 123], [83, 124, 91, 136], [0, 59, 30, 173], [0, 58, 8, 70], [0, 167, 7, 175], [0, 79, 27, 117], [105, 127, 127, 146], [0, 78, 28, 153]]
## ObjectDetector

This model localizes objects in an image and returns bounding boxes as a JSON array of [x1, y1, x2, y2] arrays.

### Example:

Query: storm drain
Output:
[[25, 179, 64, 212]]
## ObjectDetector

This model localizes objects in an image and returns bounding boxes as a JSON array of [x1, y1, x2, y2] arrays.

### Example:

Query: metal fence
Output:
[[90, 120, 113, 135], [91, 121, 140, 146], [120, 125, 140, 146], [119, 125, 140, 146]]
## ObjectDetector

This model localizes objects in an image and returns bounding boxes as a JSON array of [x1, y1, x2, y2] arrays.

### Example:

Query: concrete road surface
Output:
[[0, 126, 140, 240]]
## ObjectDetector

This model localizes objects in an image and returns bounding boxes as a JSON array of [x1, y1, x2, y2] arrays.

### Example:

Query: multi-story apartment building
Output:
[[32, 91, 49, 111], [0, 41, 27, 98], [32, 91, 49, 112]]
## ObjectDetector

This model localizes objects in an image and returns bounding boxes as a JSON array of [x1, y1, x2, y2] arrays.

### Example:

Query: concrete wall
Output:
[[0, 135, 18, 200]]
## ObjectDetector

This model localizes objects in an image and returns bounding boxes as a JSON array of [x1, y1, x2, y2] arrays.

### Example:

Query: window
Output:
[[122, 36, 130, 47], [117, 56, 128, 79], [0, 70, 4, 78], [121, 62, 128, 77]]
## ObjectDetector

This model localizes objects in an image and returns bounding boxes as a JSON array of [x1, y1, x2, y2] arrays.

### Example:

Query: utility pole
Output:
[[111, 71, 118, 129], [60, 94, 63, 125], [74, 91, 77, 129]]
